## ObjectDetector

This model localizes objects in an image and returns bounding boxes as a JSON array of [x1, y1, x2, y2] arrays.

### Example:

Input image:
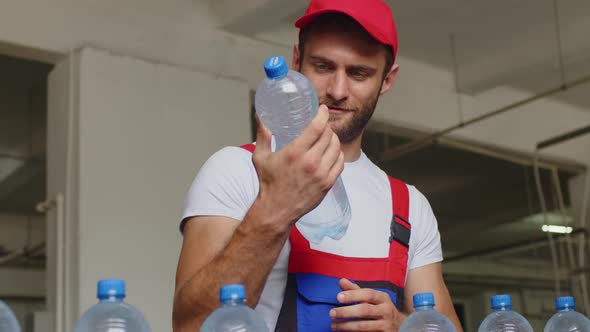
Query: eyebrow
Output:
[[308, 55, 378, 74]]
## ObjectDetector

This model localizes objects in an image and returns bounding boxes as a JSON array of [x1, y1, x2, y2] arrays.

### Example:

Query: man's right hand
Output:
[[252, 104, 344, 230]]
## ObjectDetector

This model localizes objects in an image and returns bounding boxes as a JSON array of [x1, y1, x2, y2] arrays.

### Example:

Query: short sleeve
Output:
[[407, 185, 443, 270], [180, 146, 259, 233]]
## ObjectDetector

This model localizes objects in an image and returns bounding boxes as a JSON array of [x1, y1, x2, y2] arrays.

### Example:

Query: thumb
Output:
[[254, 114, 272, 157]]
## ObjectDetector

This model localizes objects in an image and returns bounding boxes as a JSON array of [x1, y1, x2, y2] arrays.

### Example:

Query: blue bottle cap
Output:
[[263, 56, 288, 79], [413, 292, 435, 307], [491, 294, 512, 309], [97, 279, 126, 300], [556, 296, 575, 310], [220, 284, 246, 303]]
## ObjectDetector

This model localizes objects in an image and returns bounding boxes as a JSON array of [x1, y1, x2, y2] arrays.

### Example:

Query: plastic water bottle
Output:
[[73, 279, 151, 332], [544, 296, 590, 332], [478, 294, 533, 332], [399, 292, 457, 332], [0, 300, 21, 332], [201, 284, 269, 332], [255, 55, 351, 244]]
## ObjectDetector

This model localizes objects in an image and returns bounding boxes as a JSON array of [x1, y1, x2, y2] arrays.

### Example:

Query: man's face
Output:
[[295, 27, 396, 143]]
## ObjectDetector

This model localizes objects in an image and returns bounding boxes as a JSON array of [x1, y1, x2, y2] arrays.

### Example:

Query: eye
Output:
[[314, 62, 332, 72], [349, 70, 369, 80]]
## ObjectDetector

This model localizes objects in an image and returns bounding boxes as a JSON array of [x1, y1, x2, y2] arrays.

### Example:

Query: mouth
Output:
[[326, 106, 350, 115]]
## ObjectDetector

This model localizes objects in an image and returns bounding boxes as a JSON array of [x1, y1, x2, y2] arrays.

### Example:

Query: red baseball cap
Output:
[[295, 0, 398, 58]]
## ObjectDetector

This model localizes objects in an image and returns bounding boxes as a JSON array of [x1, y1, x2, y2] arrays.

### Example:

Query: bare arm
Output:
[[172, 106, 343, 331], [404, 262, 463, 332], [173, 208, 291, 331]]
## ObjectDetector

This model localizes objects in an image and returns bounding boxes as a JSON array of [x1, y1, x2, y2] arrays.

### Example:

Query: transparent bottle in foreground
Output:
[[73, 279, 151, 332], [0, 300, 21, 332], [399, 292, 457, 332], [255, 55, 351, 244], [544, 296, 590, 332], [478, 294, 533, 332], [200, 284, 269, 332]]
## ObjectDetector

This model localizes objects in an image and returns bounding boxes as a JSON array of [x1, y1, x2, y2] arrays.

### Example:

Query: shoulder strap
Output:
[[388, 176, 411, 247], [240, 143, 256, 153]]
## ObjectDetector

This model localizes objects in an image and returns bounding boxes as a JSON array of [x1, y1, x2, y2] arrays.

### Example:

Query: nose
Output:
[[326, 70, 349, 104]]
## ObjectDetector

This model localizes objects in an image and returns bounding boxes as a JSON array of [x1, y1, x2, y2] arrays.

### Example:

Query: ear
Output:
[[292, 44, 301, 71], [379, 63, 400, 95]]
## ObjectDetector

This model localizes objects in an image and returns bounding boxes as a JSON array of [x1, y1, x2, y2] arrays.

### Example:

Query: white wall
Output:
[[47, 50, 78, 332], [47, 47, 251, 332]]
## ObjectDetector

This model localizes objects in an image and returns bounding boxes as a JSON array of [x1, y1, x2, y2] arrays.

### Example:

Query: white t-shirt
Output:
[[182, 146, 443, 330]]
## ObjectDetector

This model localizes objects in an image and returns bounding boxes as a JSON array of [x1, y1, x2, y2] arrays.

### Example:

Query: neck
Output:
[[341, 135, 363, 162]]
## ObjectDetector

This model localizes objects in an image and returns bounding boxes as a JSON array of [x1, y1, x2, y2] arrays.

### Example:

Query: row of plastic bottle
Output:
[[3, 279, 590, 331], [1, 279, 151, 332], [401, 292, 590, 332], [202, 283, 590, 332], [477, 294, 590, 332]]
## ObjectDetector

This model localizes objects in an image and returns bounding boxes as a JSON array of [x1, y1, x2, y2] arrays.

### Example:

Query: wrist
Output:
[[243, 196, 295, 236]]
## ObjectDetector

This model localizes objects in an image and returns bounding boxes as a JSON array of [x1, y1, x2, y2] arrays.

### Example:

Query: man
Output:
[[173, 0, 463, 331]]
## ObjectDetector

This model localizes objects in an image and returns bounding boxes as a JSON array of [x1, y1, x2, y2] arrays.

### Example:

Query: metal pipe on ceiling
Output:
[[536, 125, 590, 150], [379, 73, 590, 163], [437, 136, 586, 174]]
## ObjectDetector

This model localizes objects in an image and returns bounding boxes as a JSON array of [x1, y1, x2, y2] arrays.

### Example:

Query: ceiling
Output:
[[389, 0, 590, 111], [210, 0, 590, 112]]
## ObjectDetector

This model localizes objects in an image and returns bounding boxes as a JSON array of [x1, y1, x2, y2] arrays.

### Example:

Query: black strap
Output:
[[274, 273, 298, 332], [389, 215, 411, 248]]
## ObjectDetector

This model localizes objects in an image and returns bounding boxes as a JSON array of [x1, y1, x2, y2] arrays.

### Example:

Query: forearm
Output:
[[173, 200, 292, 331]]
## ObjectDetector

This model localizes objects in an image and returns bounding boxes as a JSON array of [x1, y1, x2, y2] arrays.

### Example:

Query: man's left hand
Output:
[[329, 278, 406, 331]]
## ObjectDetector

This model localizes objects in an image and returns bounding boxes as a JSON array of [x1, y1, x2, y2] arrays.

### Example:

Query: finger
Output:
[[331, 318, 387, 331], [339, 278, 361, 291], [316, 132, 342, 179], [293, 105, 330, 149], [307, 121, 334, 161], [326, 151, 345, 187], [330, 302, 381, 320], [254, 114, 272, 157], [337, 288, 391, 305]]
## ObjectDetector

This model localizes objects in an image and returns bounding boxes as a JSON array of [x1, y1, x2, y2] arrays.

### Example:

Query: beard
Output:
[[321, 90, 381, 144]]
